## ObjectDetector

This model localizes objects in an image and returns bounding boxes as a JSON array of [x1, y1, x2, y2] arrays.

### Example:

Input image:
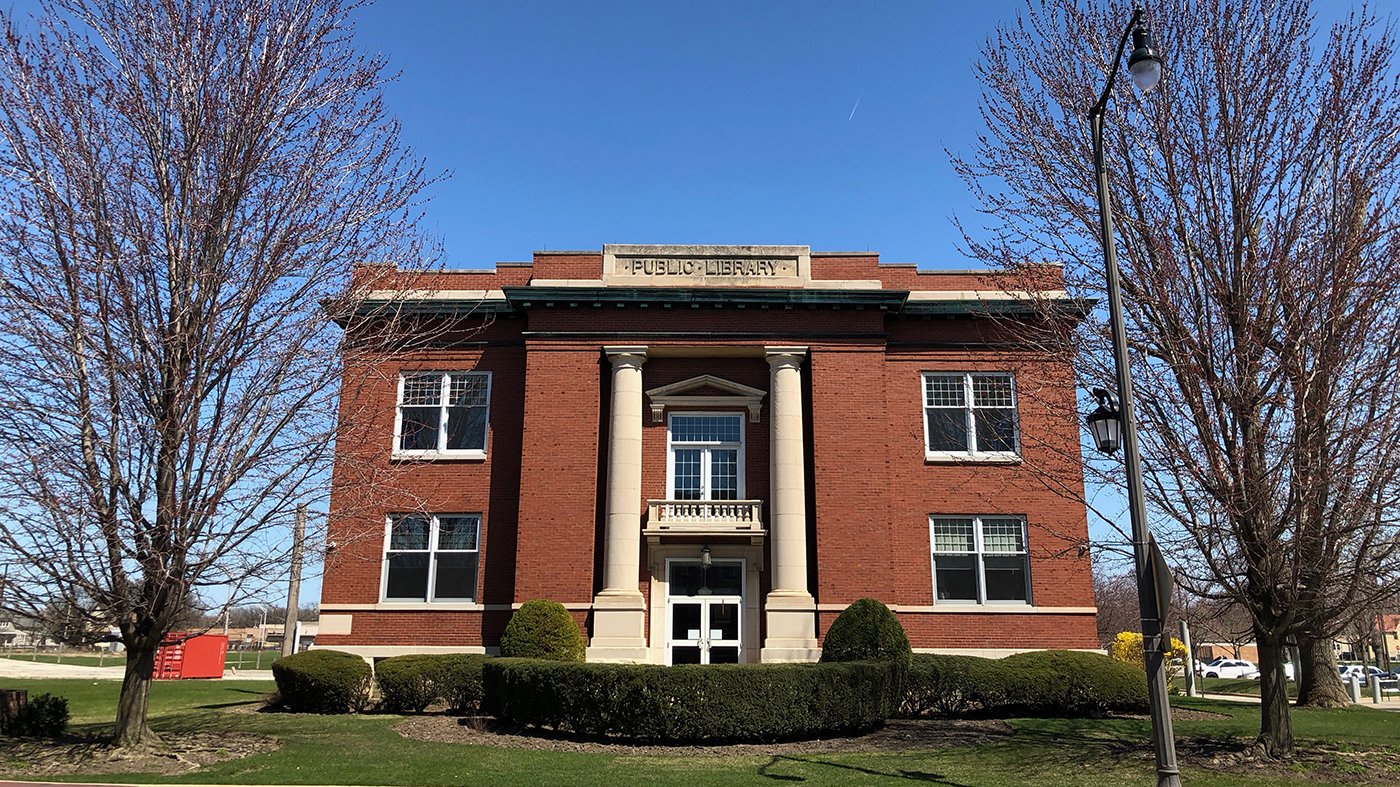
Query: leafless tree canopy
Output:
[[953, 0, 1400, 755], [0, 0, 437, 745]]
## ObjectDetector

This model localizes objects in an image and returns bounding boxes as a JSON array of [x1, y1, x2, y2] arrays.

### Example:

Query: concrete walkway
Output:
[[0, 657, 272, 682], [1192, 689, 1400, 712]]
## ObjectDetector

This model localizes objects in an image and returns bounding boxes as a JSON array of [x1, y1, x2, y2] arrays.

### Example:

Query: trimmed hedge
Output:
[[999, 650, 1147, 715], [376, 653, 489, 714], [899, 650, 1148, 718], [483, 658, 900, 742], [820, 598, 912, 668], [272, 649, 372, 713], [499, 599, 585, 661], [901, 654, 1008, 716]]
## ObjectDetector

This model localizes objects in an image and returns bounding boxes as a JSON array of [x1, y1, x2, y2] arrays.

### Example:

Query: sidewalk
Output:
[[0, 656, 272, 682], [1190, 689, 1400, 712]]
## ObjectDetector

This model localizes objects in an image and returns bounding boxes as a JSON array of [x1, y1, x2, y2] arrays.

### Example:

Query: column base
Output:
[[761, 591, 821, 662], [586, 591, 649, 663]]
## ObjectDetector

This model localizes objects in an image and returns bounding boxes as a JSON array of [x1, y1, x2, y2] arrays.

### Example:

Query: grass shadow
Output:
[[757, 754, 974, 785], [194, 699, 267, 710]]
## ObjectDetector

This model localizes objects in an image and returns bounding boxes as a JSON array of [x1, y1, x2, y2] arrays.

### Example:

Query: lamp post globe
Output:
[[1127, 21, 1164, 92]]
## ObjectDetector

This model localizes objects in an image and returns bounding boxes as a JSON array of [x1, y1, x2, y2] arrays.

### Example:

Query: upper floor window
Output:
[[930, 515, 1030, 604], [396, 372, 491, 456], [668, 413, 744, 500], [922, 372, 1018, 459], [383, 513, 481, 602]]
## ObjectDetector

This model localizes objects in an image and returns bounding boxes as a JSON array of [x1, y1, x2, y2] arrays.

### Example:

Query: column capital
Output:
[[765, 346, 808, 369], [604, 345, 649, 369]]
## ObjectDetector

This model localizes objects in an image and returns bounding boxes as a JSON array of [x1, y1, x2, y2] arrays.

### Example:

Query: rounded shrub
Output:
[[271, 649, 372, 713], [376, 653, 489, 714], [499, 599, 585, 661], [482, 658, 900, 742], [4, 693, 69, 738], [820, 598, 912, 667]]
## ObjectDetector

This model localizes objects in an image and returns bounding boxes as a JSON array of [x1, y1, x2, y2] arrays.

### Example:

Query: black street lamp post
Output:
[[1086, 7, 1181, 787]]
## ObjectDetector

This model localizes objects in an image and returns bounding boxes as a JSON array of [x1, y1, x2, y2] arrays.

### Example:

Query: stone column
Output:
[[761, 346, 821, 662], [587, 346, 650, 662]]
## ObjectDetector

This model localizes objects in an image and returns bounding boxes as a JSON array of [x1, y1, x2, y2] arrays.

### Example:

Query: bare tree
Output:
[[0, 0, 441, 748], [952, 0, 1400, 757], [1178, 594, 1254, 660], [1093, 567, 1140, 648]]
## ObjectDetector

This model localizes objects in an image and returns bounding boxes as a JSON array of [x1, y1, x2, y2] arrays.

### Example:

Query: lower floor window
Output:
[[930, 515, 1030, 603], [384, 513, 481, 602]]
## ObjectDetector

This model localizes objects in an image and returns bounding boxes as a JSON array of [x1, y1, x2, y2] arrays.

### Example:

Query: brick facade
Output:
[[317, 245, 1099, 660]]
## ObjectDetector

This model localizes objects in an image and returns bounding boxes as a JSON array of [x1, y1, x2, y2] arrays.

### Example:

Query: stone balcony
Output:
[[644, 499, 766, 544]]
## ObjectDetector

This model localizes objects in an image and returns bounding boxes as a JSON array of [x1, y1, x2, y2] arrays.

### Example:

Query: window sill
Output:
[[391, 450, 487, 463], [929, 602, 1033, 611], [924, 451, 1022, 465], [371, 601, 483, 611]]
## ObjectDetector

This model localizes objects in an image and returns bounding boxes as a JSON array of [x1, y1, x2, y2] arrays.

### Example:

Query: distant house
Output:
[[0, 617, 46, 649]]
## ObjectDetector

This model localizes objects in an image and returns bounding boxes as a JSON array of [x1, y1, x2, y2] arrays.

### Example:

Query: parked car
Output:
[[1201, 658, 1258, 679], [1338, 664, 1388, 682]]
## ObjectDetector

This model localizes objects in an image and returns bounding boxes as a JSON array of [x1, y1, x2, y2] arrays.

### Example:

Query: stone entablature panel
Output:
[[602, 244, 813, 289]]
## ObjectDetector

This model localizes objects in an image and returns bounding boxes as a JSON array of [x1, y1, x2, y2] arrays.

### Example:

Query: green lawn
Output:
[[1, 678, 1397, 785]]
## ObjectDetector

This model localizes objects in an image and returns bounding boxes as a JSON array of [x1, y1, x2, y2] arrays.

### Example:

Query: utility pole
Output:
[[281, 504, 306, 658]]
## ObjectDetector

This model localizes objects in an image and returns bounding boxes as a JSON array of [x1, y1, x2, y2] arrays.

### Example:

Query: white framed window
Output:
[[930, 515, 1030, 604], [394, 371, 491, 457], [383, 513, 481, 602], [667, 413, 744, 500], [922, 372, 1019, 460]]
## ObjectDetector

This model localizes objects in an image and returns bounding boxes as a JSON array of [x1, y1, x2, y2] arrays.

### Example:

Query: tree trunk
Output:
[[1255, 638, 1294, 758], [1296, 635, 1350, 708], [111, 644, 160, 748]]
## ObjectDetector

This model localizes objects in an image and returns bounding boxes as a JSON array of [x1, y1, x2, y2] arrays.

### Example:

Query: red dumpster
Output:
[[152, 633, 227, 679]]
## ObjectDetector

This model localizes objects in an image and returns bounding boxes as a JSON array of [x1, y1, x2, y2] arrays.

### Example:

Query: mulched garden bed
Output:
[[0, 731, 278, 778], [1177, 736, 1400, 785], [395, 715, 1017, 755]]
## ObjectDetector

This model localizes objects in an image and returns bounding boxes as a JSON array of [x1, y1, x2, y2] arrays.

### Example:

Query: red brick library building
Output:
[[316, 245, 1099, 663]]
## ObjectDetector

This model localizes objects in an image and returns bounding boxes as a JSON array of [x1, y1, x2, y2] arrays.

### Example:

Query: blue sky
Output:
[[349, 0, 1380, 270], [353, 0, 1040, 268]]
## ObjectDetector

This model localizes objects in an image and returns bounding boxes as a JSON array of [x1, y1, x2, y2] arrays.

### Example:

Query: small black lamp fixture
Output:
[[1086, 388, 1123, 454]]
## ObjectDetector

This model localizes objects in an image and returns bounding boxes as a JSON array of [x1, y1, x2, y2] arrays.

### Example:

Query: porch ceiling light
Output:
[[699, 544, 713, 595]]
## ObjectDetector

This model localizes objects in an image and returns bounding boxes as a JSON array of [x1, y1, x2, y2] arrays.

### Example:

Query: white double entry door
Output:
[[665, 559, 744, 665]]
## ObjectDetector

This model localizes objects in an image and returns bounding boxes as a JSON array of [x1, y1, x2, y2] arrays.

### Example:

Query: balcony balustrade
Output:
[[644, 499, 765, 544]]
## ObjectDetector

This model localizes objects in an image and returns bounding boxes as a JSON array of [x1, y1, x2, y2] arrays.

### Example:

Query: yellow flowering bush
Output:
[[1109, 631, 1188, 682]]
